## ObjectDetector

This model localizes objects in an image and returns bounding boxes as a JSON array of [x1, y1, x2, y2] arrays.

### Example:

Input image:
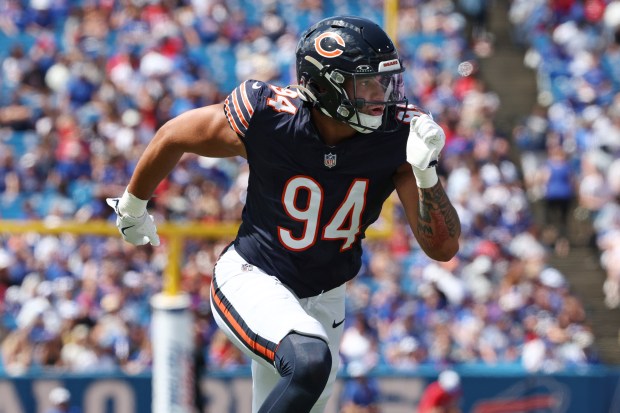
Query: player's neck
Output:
[[311, 108, 357, 146]]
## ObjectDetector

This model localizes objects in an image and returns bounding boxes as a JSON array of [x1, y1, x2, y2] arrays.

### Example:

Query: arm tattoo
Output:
[[416, 183, 460, 249]]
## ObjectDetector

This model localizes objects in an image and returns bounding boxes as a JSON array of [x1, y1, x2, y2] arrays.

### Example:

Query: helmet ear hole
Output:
[[302, 79, 322, 98], [312, 82, 326, 94]]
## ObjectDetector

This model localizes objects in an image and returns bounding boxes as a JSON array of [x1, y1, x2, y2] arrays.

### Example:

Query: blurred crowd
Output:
[[509, 0, 620, 309], [0, 0, 603, 381]]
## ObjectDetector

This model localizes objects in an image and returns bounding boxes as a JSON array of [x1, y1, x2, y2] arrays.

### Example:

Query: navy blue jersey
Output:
[[224, 80, 415, 298]]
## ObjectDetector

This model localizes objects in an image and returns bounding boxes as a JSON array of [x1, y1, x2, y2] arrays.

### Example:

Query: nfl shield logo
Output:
[[324, 153, 337, 168]]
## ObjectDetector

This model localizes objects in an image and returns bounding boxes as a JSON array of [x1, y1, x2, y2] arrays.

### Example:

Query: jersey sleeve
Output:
[[223, 80, 266, 138]]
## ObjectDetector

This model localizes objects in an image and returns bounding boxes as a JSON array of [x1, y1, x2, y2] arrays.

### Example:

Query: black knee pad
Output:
[[275, 333, 332, 394]]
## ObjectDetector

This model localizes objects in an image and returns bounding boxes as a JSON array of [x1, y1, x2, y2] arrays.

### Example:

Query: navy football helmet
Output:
[[295, 16, 407, 133]]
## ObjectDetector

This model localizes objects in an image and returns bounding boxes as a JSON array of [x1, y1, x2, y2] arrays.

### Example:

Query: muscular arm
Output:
[[393, 163, 460, 261], [127, 103, 246, 200]]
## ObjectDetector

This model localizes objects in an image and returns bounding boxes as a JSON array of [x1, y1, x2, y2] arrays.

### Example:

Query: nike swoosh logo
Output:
[[121, 225, 135, 235], [113, 199, 119, 212], [252, 82, 261, 89], [332, 318, 345, 328]]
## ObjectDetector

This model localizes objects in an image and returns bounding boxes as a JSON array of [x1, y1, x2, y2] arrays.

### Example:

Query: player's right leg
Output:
[[210, 246, 332, 413]]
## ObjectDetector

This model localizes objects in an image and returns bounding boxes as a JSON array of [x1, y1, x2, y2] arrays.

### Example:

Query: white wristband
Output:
[[119, 189, 148, 217], [412, 165, 438, 188]]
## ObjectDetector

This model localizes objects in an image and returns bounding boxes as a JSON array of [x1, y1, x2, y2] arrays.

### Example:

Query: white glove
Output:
[[106, 196, 160, 246], [407, 114, 446, 188]]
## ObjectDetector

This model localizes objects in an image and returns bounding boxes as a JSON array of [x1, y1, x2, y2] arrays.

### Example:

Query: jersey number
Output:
[[267, 86, 298, 115], [278, 176, 368, 252]]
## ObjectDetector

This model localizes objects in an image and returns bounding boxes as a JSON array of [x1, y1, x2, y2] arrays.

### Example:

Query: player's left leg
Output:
[[249, 284, 346, 413], [302, 285, 346, 413], [257, 332, 332, 412]]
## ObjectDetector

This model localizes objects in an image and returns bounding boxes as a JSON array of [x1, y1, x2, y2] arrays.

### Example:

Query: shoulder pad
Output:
[[224, 80, 303, 137]]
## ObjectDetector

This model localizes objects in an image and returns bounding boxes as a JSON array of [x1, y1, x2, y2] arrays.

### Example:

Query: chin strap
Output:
[[351, 113, 383, 133]]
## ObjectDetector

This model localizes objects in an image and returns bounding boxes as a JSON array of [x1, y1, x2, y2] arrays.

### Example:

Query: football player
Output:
[[108, 15, 461, 413]]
